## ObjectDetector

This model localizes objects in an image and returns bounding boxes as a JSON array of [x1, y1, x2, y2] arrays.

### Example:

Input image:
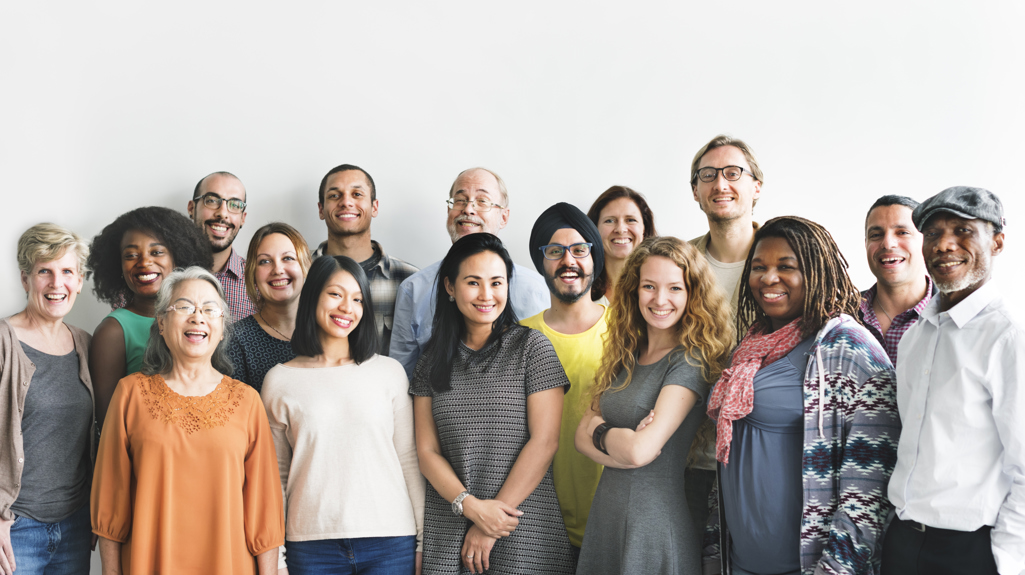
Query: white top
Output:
[[262, 355, 426, 566], [888, 281, 1025, 575]]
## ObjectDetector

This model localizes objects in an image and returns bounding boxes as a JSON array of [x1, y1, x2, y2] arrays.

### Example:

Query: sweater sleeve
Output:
[[242, 387, 285, 557], [91, 378, 134, 542], [261, 369, 292, 569], [392, 370, 426, 551], [816, 358, 900, 574]]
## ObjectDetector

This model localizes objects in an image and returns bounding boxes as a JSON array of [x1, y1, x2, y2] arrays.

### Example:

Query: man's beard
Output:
[[932, 254, 990, 294], [544, 265, 595, 304]]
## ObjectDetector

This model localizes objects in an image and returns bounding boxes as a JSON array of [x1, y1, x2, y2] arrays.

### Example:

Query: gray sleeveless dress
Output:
[[576, 347, 710, 575]]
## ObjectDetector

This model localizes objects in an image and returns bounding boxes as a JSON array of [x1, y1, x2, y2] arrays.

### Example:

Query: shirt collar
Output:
[[922, 279, 999, 329], [221, 248, 246, 279], [860, 276, 934, 321]]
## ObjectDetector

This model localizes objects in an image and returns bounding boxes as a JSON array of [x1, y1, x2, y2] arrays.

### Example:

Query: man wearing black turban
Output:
[[521, 202, 609, 558]]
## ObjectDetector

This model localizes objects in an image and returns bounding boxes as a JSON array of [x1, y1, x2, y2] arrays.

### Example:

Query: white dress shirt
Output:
[[889, 281, 1025, 575]]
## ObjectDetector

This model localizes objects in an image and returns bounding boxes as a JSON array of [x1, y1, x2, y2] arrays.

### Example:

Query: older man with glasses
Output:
[[187, 171, 257, 320], [389, 167, 548, 379]]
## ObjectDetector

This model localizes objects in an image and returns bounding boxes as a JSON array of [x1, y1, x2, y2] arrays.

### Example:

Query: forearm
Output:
[[604, 427, 660, 468], [494, 434, 559, 508], [419, 448, 469, 503], [99, 537, 122, 575], [256, 547, 279, 574], [575, 414, 637, 469]]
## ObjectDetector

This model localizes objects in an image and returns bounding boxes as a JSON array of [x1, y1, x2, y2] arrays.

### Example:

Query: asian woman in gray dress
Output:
[[575, 236, 734, 575]]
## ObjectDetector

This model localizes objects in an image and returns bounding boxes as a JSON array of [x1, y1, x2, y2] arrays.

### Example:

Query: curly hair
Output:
[[589, 236, 734, 411], [737, 216, 862, 339], [586, 185, 658, 301], [87, 206, 213, 306]]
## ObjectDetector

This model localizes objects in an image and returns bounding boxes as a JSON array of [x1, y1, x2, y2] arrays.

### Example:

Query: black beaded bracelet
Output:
[[592, 422, 612, 455]]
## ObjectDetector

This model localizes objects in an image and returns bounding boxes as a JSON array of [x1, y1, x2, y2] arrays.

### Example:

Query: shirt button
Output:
[[923, 369, 929, 375], [18, 458, 23, 463]]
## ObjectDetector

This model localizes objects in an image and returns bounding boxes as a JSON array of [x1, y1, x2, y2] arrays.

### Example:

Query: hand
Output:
[[635, 410, 655, 432], [0, 517, 15, 575], [415, 551, 422, 575], [461, 524, 496, 574], [462, 496, 521, 538], [91, 533, 99, 551]]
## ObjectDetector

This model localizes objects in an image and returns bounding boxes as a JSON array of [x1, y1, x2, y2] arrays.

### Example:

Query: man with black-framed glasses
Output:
[[521, 202, 608, 563], [187, 171, 257, 320], [684, 134, 765, 555]]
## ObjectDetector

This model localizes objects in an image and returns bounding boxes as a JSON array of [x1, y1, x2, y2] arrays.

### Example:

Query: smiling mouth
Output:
[[932, 260, 964, 270], [206, 221, 233, 237], [761, 292, 786, 301], [335, 212, 359, 221], [649, 309, 673, 317], [332, 316, 353, 328], [473, 304, 495, 313], [269, 279, 291, 287], [878, 255, 906, 267], [184, 330, 208, 342], [135, 272, 159, 283], [711, 196, 735, 204], [559, 269, 580, 283], [611, 238, 631, 245], [44, 293, 68, 302]]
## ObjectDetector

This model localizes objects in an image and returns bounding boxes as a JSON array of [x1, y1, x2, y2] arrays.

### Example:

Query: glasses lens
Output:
[[569, 244, 590, 257], [172, 304, 196, 315], [723, 167, 743, 181], [697, 168, 717, 182], [227, 200, 245, 213], [543, 246, 565, 259], [201, 307, 224, 318], [203, 196, 221, 208], [474, 198, 492, 212]]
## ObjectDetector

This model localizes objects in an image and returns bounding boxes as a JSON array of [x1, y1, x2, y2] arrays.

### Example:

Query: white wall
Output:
[[1, 2, 1023, 569]]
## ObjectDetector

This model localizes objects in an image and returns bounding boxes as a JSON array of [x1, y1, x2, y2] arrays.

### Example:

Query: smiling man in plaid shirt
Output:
[[858, 194, 935, 365], [187, 171, 258, 321], [312, 163, 418, 355]]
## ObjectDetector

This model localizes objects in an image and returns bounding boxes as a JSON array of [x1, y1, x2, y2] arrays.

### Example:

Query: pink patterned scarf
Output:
[[706, 318, 804, 464]]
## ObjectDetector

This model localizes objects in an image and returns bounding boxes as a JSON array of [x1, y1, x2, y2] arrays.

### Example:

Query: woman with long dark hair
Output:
[[705, 216, 899, 575], [262, 255, 424, 574], [412, 233, 575, 575], [574, 236, 734, 574]]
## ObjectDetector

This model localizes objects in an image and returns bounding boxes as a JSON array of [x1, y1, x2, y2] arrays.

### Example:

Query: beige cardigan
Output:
[[0, 317, 94, 521]]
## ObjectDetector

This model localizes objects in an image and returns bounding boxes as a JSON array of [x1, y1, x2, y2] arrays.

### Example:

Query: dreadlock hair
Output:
[[420, 233, 519, 393], [586, 185, 658, 301], [589, 236, 734, 411], [737, 216, 862, 339]]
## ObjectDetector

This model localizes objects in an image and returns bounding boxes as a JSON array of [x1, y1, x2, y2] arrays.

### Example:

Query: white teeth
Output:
[[611, 238, 631, 244], [185, 331, 207, 338], [474, 305, 495, 312], [762, 293, 785, 300], [137, 273, 158, 281], [936, 261, 960, 268], [270, 279, 290, 287], [881, 257, 903, 264], [650, 309, 672, 317], [210, 225, 228, 231], [333, 317, 352, 328], [44, 294, 67, 301]]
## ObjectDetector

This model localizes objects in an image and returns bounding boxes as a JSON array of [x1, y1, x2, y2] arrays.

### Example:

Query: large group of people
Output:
[[0, 134, 1020, 575]]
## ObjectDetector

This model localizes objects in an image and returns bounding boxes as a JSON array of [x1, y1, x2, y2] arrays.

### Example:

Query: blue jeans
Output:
[[286, 535, 416, 575], [9, 503, 91, 575]]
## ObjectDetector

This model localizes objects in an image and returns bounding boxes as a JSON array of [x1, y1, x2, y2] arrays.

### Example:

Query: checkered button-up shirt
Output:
[[858, 276, 934, 366], [312, 240, 419, 356], [216, 248, 258, 322]]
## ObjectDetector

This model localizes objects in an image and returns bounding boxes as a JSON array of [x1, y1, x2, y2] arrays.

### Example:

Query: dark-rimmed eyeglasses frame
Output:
[[695, 166, 754, 183], [194, 194, 247, 214], [539, 243, 593, 260]]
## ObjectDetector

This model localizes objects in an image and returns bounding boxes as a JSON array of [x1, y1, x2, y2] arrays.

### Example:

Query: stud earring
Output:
[[449, 295, 455, 302]]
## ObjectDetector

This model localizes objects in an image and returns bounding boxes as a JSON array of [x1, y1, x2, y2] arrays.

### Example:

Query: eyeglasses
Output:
[[166, 304, 225, 318], [695, 166, 756, 183], [445, 197, 506, 213], [194, 193, 247, 214], [539, 242, 593, 260]]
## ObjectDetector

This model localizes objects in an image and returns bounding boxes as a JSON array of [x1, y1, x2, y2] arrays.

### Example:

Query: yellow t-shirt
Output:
[[520, 307, 607, 548]]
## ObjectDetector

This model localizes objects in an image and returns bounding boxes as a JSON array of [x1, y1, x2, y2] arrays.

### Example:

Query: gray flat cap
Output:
[[912, 186, 1005, 231]]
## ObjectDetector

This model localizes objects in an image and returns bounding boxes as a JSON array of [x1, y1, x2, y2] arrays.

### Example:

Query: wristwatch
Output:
[[593, 422, 612, 455], [451, 490, 471, 516]]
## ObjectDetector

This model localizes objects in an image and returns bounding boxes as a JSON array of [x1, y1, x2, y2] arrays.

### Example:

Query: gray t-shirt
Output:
[[11, 343, 92, 522]]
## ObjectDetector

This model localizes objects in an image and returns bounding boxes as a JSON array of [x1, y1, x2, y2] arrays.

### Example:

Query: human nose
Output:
[[759, 268, 779, 284], [931, 229, 958, 252], [558, 248, 577, 267]]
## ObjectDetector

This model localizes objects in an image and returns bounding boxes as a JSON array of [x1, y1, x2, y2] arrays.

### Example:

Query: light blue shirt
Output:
[[388, 259, 550, 379]]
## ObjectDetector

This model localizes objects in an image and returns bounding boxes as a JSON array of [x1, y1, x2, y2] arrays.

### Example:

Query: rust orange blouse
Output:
[[91, 373, 284, 574]]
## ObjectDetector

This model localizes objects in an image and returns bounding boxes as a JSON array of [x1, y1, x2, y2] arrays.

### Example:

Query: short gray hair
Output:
[[142, 266, 234, 376]]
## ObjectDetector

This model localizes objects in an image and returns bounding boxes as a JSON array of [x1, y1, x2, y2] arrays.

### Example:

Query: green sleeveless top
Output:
[[107, 308, 155, 375]]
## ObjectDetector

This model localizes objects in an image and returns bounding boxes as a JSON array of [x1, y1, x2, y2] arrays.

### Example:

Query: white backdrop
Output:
[[1, 2, 1023, 569]]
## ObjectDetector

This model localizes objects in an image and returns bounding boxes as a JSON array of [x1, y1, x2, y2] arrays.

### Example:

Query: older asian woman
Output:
[[412, 233, 575, 575], [0, 224, 93, 575], [705, 216, 900, 575], [91, 267, 284, 574], [227, 222, 312, 393], [87, 206, 212, 429]]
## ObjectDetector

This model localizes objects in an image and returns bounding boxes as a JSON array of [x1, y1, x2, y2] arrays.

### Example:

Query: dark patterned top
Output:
[[226, 315, 296, 394], [410, 325, 575, 575]]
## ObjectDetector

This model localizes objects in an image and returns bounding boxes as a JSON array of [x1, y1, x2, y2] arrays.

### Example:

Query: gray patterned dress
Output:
[[411, 325, 576, 575], [226, 315, 296, 393]]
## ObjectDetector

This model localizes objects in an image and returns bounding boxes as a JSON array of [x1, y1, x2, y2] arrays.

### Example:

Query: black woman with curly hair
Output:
[[86, 206, 212, 428]]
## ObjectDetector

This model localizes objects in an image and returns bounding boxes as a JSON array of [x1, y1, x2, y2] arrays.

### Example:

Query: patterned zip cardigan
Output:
[[704, 314, 901, 575]]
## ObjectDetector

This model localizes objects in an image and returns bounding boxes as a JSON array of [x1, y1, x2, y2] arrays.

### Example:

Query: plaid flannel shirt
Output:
[[858, 276, 933, 366]]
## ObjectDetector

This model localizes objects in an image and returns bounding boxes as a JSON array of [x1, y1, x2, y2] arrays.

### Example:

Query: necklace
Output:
[[259, 311, 291, 341]]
